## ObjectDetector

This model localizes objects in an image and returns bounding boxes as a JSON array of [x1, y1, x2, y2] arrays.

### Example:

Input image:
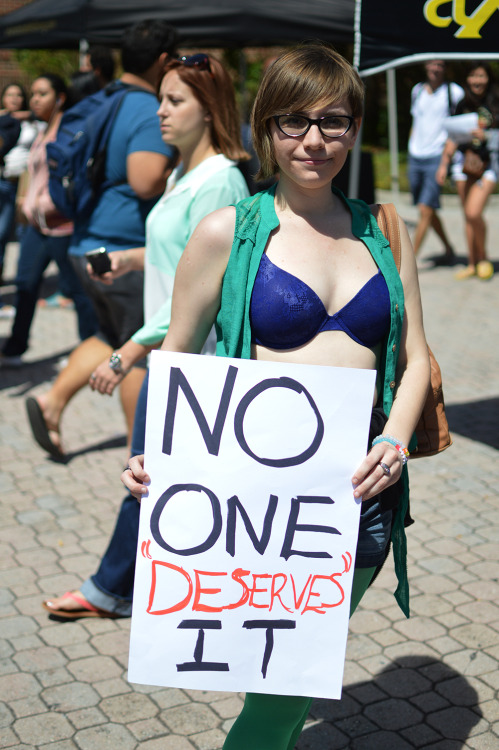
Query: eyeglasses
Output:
[[272, 114, 355, 138], [179, 53, 212, 76]]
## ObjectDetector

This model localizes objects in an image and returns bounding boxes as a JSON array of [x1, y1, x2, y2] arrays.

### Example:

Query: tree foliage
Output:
[[13, 48, 79, 83]]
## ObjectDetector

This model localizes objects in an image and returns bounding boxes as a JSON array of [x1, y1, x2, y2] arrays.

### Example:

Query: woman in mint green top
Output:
[[89, 54, 249, 391], [124, 44, 430, 750]]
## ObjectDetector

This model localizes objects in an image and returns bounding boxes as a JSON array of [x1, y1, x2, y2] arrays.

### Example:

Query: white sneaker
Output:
[[0, 305, 15, 319]]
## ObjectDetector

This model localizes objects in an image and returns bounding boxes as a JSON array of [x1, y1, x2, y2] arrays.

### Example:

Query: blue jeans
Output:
[[2, 225, 98, 356], [0, 178, 17, 267], [408, 154, 442, 209], [81, 371, 149, 615]]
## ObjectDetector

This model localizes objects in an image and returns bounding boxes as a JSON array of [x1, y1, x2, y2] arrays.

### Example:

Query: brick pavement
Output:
[[0, 191, 498, 749]]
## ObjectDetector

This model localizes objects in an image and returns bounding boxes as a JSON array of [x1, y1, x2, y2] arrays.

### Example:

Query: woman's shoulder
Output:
[[194, 205, 237, 242]]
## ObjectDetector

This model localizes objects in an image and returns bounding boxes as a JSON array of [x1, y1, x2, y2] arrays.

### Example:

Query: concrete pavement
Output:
[[0, 189, 498, 749]]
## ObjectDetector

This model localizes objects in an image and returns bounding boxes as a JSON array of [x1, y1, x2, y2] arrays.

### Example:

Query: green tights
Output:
[[222, 566, 376, 750]]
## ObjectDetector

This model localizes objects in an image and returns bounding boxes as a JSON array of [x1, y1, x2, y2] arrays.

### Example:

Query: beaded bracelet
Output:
[[372, 434, 409, 465]]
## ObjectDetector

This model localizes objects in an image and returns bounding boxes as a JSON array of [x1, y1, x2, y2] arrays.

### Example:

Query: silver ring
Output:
[[90, 373, 96, 380], [379, 461, 391, 477]]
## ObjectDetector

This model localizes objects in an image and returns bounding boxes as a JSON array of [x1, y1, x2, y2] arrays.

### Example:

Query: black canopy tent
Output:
[[0, 0, 355, 49]]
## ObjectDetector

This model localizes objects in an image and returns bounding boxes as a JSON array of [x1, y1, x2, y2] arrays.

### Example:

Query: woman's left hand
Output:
[[352, 444, 403, 502], [470, 127, 487, 141], [89, 358, 125, 395]]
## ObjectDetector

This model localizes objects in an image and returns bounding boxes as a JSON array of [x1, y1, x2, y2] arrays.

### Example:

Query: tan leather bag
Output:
[[462, 148, 487, 179], [372, 202, 452, 458]]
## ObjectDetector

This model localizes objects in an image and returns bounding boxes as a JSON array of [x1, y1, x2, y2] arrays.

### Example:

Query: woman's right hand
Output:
[[87, 248, 142, 285], [435, 163, 448, 186], [121, 454, 150, 501]]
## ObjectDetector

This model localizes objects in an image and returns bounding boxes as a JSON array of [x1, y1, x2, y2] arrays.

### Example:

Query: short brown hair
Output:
[[165, 55, 249, 162], [251, 43, 365, 180]]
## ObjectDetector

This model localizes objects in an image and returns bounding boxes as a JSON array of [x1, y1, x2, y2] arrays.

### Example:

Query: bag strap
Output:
[[371, 202, 401, 271]]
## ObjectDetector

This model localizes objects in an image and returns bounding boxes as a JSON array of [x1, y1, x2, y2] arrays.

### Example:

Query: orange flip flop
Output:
[[42, 591, 120, 620]]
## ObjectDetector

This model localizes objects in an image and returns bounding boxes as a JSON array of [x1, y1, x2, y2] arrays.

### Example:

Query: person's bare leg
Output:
[[119, 367, 147, 454], [430, 212, 454, 257], [35, 336, 113, 449], [454, 180, 477, 278], [412, 203, 434, 255], [464, 179, 495, 265]]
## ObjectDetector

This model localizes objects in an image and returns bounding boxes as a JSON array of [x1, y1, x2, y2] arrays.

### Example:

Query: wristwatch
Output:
[[109, 351, 126, 376]]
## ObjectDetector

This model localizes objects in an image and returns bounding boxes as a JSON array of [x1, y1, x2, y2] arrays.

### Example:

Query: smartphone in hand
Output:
[[85, 246, 111, 275]]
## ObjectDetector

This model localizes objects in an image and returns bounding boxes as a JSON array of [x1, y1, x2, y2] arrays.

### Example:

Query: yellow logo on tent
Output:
[[424, 0, 499, 38]]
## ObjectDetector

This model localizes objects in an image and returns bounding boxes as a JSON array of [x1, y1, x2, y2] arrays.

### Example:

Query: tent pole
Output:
[[348, 119, 363, 200], [79, 38, 89, 70], [386, 67, 400, 195]]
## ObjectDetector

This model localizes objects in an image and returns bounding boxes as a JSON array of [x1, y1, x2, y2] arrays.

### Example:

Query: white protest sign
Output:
[[128, 351, 375, 699]]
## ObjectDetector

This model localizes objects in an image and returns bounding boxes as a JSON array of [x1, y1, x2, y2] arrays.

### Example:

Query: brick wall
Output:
[[0, 0, 34, 96]]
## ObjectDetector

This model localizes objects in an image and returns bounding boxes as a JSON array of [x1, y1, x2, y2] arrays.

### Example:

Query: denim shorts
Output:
[[355, 500, 393, 568], [408, 154, 442, 209]]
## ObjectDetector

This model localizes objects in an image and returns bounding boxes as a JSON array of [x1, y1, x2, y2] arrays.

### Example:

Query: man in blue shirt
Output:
[[26, 20, 177, 459]]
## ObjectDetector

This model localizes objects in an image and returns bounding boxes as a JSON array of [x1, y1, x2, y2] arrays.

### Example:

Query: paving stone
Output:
[[0, 672, 40, 701], [351, 729, 413, 749], [128, 717, 169, 741], [93, 676, 132, 698], [140, 737, 196, 749], [66, 707, 107, 729], [427, 706, 485, 740], [335, 714, 378, 738], [0, 726, 21, 748], [161, 703, 220, 735], [190, 728, 227, 750], [374, 667, 431, 698], [42, 682, 100, 712], [13, 645, 67, 673], [400, 722, 442, 747], [0, 703, 13, 730], [466, 733, 499, 749], [364, 697, 423, 731], [150, 688, 191, 709], [451, 623, 499, 650], [14, 712, 74, 745], [39, 624, 88, 648], [89, 630, 130, 656], [100, 691, 158, 723], [37, 666, 74, 688], [1, 617, 38, 640], [66, 655, 122, 683], [8, 696, 46, 719], [296, 720, 349, 749], [209, 695, 243, 719], [74, 722, 136, 750]]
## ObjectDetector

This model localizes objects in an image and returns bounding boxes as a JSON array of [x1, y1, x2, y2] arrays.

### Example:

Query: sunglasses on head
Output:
[[178, 53, 213, 77]]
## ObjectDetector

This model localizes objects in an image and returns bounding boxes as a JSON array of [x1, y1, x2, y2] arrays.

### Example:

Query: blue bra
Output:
[[250, 253, 391, 350]]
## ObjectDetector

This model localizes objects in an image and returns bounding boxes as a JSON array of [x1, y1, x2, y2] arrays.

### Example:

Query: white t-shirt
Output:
[[408, 82, 464, 158]]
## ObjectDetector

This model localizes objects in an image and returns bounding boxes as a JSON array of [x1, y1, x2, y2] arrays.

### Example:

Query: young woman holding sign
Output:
[[123, 43, 430, 750]]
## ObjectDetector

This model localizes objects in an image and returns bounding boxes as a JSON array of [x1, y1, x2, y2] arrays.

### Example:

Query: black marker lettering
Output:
[[176, 620, 229, 672], [163, 365, 238, 456], [150, 484, 222, 555], [243, 620, 296, 678], [281, 496, 340, 560], [226, 494, 278, 557], [234, 377, 324, 467]]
